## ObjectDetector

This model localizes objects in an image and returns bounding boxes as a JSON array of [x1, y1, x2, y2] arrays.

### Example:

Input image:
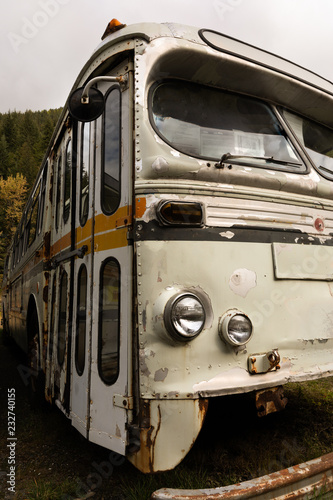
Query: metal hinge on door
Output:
[[113, 394, 134, 410]]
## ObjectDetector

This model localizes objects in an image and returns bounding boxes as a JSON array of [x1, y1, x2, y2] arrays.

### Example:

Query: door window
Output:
[[98, 259, 120, 385], [58, 270, 68, 366], [75, 265, 87, 375], [80, 123, 90, 226], [102, 88, 121, 214]]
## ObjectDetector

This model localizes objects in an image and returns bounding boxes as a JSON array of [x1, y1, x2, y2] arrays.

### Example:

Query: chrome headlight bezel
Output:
[[219, 309, 253, 347], [164, 293, 206, 342]]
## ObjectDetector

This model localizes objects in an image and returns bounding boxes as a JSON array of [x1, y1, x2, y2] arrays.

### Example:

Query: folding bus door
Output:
[[88, 63, 133, 456]]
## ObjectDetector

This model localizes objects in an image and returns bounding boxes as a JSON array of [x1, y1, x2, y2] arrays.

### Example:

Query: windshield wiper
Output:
[[215, 152, 302, 168]]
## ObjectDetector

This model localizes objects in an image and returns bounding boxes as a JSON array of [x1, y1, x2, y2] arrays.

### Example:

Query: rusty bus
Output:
[[2, 21, 333, 474]]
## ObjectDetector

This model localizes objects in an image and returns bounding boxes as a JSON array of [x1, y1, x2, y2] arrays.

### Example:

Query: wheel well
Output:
[[27, 296, 40, 349]]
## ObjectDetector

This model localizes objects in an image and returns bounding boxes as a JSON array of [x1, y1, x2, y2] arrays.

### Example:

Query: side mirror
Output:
[[68, 86, 105, 122], [67, 75, 127, 122]]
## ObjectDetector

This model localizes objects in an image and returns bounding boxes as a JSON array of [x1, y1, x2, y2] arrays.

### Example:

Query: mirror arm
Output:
[[81, 74, 128, 103]]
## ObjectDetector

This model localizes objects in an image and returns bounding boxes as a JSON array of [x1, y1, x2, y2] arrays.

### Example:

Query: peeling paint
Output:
[[192, 358, 294, 397], [154, 133, 164, 145], [139, 349, 151, 377], [154, 367, 169, 382], [220, 231, 235, 239], [152, 156, 169, 173], [229, 268, 257, 297]]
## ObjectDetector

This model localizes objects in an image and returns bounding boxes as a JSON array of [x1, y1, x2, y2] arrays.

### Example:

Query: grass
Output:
[[25, 478, 79, 500], [119, 466, 209, 500]]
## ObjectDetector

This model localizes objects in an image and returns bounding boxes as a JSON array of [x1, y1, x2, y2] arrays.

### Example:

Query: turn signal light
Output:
[[157, 201, 203, 226]]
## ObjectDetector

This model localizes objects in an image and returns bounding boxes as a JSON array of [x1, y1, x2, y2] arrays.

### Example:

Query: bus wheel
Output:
[[28, 308, 45, 409]]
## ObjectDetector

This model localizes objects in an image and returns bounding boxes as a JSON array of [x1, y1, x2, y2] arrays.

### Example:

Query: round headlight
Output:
[[165, 294, 205, 341], [219, 310, 253, 346]]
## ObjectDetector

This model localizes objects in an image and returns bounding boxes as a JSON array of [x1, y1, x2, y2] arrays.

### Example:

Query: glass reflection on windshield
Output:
[[283, 110, 333, 180], [152, 81, 302, 171]]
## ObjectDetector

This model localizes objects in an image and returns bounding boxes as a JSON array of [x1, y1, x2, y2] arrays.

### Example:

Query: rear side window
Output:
[[28, 182, 41, 247], [63, 140, 71, 223], [55, 154, 62, 231]]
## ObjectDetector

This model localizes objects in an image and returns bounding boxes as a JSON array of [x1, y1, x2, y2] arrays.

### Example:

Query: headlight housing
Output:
[[164, 293, 206, 342], [219, 310, 253, 346]]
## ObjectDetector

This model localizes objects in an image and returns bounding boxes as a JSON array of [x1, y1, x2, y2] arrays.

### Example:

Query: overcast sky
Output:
[[1, 0, 333, 113]]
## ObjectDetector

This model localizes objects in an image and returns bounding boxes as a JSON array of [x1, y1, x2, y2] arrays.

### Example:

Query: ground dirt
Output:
[[0, 331, 332, 500]]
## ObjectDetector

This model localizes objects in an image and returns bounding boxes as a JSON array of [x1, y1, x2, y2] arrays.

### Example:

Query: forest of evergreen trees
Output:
[[0, 108, 62, 281]]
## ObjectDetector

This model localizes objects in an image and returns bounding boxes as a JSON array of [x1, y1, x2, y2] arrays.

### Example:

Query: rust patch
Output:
[[255, 386, 288, 417], [135, 197, 146, 219], [151, 452, 333, 499]]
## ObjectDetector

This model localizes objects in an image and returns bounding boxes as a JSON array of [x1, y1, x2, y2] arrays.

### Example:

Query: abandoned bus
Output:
[[2, 21, 333, 473]]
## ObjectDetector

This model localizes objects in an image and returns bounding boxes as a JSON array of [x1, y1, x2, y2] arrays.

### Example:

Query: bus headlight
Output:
[[164, 294, 206, 341], [219, 310, 253, 346]]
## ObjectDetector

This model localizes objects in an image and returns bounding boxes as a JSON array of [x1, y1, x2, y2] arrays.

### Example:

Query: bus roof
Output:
[[93, 21, 333, 96]]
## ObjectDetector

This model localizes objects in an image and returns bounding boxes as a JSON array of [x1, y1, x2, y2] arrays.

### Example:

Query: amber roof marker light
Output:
[[101, 19, 127, 40]]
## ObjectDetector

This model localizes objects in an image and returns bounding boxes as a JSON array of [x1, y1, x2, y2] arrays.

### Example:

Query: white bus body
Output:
[[2, 22, 333, 473]]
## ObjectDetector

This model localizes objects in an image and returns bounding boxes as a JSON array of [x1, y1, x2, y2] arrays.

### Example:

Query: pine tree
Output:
[[0, 135, 10, 177]]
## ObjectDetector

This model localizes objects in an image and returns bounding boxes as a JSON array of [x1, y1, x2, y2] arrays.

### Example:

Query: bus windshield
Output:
[[283, 109, 333, 181], [151, 81, 303, 171]]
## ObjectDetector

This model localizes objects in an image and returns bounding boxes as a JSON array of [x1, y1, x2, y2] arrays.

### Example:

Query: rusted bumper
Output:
[[151, 452, 333, 499]]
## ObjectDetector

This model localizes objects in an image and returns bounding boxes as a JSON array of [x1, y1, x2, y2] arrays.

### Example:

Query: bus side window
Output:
[[63, 140, 71, 224], [80, 123, 90, 226], [75, 264, 87, 376], [28, 182, 41, 247], [49, 274, 56, 360], [102, 87, 121, 214], [37, 163, 48, 234], [57, 270, 68, 366], [55, 155, 62, 231], [98, 259, 120, 385]]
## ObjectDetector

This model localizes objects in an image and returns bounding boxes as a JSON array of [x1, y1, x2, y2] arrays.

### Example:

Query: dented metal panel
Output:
[[151, 452, 333, 499]]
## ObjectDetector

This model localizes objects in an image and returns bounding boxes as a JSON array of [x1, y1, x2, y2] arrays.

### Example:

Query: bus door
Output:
[[49, 126, 74, 412], [69, 119, 94, 437], [88, 66, 133, 455]]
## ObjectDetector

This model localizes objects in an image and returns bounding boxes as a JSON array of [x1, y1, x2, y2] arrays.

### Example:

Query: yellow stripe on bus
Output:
[[51, 206, 131, 257], [94, 226, 128, 252]]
